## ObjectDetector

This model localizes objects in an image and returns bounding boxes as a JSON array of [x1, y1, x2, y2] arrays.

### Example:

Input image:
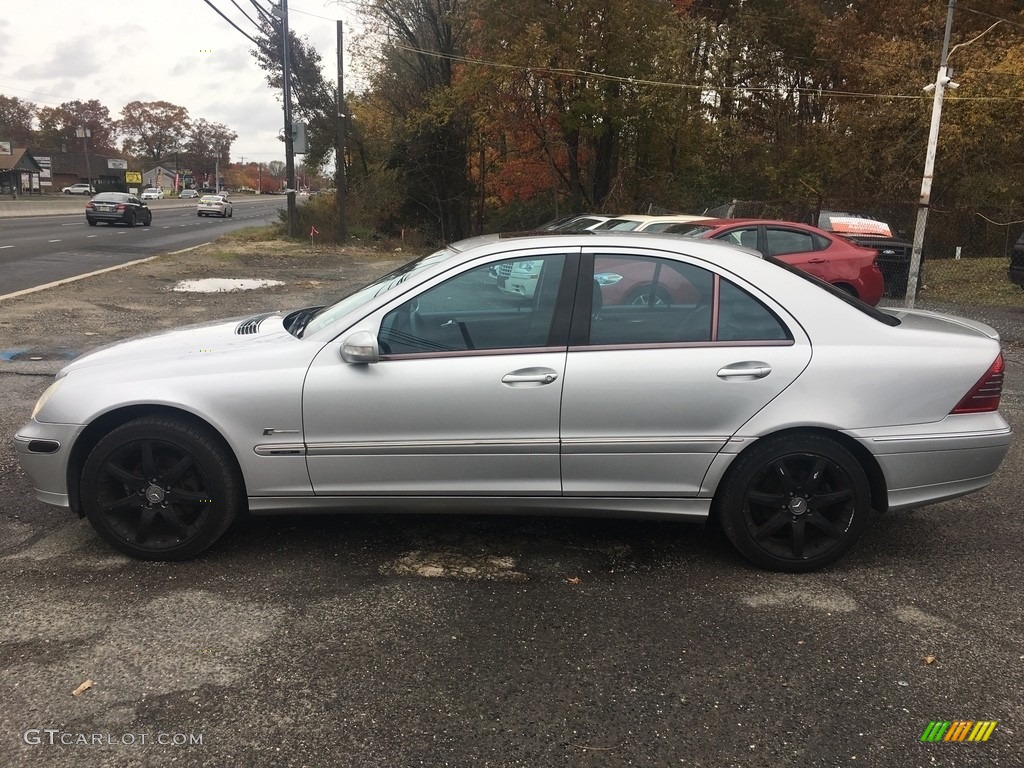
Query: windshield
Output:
[[299, 248, 457, 337], [594, 219, 642, 231]]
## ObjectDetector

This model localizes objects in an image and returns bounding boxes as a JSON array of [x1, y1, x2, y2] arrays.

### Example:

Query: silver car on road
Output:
[[14, 233, 1012, 570]]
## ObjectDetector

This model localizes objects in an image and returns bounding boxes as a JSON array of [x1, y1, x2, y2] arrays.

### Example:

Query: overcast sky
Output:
[[1, 0, 357, 165]]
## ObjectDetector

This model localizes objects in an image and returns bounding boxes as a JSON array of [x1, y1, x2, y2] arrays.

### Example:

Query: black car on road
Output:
[[85, 192, 153, 227]]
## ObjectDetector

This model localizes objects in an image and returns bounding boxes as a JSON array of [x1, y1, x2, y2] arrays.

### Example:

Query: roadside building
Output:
[[0, 145, 44, 196]]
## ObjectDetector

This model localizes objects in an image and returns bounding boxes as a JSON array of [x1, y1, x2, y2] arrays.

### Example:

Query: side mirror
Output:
[[340, 330, 379, 364]]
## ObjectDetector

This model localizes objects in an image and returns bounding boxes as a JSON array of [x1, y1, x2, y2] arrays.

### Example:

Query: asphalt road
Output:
[[0, 198, 285, 297], [1, 250, 1023, 767]]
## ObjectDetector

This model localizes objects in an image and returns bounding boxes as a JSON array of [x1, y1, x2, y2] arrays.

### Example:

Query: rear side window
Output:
[[764, 228, 818, 257], [583, 254, 791, 345], [717, 280, 791, 341]]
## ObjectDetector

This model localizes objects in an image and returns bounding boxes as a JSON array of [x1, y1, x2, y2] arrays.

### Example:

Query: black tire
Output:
[[143, 211, 152, 227], [716, 434, 871, 572], [80, 416, 244, 560], [87, 219, 97, 227], [625, 285, 671, 306], [124, 211, 136, 227], [228, 209, 233, 218]]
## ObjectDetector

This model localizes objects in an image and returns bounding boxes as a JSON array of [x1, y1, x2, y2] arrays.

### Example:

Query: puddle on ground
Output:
[[172, 278, 284, 293]]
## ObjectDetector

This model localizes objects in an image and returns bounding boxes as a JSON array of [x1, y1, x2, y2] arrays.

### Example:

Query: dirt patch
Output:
[[0, 238, 408, 360]]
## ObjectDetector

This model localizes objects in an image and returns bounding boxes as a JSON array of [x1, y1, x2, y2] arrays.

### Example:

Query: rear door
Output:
[[559, 247, 812, 496]]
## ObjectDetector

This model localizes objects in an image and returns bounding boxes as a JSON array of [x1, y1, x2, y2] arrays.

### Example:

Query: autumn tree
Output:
[[184, 118, 239, 178], [0, 95, 36, 145], [357, 0, 474, 240], [36, 99, 119, 154], [119, 101, 190, 163]]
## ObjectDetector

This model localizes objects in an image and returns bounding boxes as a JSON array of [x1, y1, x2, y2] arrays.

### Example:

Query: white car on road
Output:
[[197, 195, 233, 218], [62, 183, 94, 195], [140, 188, 165, 200]]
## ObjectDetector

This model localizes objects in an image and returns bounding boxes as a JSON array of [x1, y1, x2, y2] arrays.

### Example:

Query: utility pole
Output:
[[905, 0, 957, 309], [336, 19, 348, 243], [279, 0, 298, 236]]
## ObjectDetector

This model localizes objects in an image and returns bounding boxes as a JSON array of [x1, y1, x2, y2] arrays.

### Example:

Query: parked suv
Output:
[[62, 183, 95, 195], [815, 211, 912, 298], [1008, 232, 1024, 288]]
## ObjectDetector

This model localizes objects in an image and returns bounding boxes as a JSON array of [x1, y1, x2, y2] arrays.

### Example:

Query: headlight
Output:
[[31, 379, 63, 420], [594, 272, 623, 286]]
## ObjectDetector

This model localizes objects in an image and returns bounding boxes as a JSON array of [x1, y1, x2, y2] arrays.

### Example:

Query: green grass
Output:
[[919, 256, 1019, 306]]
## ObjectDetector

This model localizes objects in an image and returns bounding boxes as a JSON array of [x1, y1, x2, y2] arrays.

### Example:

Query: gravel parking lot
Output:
[[1, 242, 1022, 767]]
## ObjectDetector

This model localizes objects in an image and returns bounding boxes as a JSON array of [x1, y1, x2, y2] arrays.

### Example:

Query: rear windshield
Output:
[[666, 224, 716, 237]]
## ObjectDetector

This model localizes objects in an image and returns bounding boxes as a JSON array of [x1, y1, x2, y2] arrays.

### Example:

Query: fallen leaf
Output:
[[923, 655, 937, 665], [567, 577, 582, 585], [72, 679, 94, 696]]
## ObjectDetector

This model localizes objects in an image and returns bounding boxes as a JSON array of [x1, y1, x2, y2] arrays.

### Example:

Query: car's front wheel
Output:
[[80, 417, 244, 560], [716, 434, 871, 572]]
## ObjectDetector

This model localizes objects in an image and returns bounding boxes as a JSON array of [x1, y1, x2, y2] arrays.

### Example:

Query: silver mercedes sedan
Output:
[[14, 233, 1012, 571]]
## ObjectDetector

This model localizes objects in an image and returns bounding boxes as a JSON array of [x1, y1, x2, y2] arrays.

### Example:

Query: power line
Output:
[[381, 40, 1024, 103], [201, 0, 260, 44]]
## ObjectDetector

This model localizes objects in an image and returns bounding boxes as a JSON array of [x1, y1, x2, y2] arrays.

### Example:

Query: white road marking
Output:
[[0, 242, 213, 302], [48, 239, 61, 243], [0, 245, 13, 249]]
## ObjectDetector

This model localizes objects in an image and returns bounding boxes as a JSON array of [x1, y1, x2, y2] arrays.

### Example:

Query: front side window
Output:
[[379, 255, 568, 355]]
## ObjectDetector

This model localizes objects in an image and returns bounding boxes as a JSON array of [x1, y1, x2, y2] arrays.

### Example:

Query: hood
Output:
[[59, 312, 292, 376]]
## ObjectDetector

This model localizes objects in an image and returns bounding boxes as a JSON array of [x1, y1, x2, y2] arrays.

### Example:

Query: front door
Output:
[[302, 251, 577, 495]]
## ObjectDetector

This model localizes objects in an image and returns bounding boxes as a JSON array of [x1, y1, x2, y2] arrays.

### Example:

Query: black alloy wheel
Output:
[[80, 417, 243, 560], [717, 434, 871, 572]]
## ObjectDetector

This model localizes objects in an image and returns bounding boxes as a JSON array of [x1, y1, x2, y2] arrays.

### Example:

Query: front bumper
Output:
[[13, 419, 84, 509]]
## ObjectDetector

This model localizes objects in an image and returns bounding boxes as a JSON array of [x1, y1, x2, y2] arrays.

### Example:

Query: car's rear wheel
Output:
[[716, 434, 871, 572], [87, 220, 97, 226], [124, 211, 136, 227], [625, 285, 671, 306], [80, 417, 244, 561]]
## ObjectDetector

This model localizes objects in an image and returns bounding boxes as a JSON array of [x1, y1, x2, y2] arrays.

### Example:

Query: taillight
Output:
[[85, 202, 93, 210], [952, 352, 1005, 414], [116, 204, 126, 211]]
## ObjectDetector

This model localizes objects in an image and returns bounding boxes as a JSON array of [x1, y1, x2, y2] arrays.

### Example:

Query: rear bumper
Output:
[[849, 415, 1012, 511]]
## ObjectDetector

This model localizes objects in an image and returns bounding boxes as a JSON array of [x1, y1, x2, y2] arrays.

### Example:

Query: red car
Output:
[[667, 219, 885, 305]]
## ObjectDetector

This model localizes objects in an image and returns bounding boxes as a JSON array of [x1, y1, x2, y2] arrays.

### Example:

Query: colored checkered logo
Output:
[[921, 721, 997, 742]]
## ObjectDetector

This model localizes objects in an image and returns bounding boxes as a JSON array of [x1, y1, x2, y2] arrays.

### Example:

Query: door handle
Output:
[[717, 362, 772, 380], [502, 368, 559, 386]]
